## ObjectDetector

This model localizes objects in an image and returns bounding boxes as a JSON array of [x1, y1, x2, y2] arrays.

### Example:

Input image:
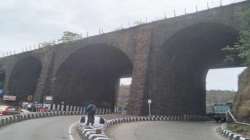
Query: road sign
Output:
[[148, 99, 152, 104], [45, 96, 53, 101], [147, 99, 152, 116], [3, 95, 16, 101], [27, 95, 33, 102]]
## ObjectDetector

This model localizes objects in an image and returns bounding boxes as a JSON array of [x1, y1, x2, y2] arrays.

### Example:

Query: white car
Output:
[[20, 109, 30, 114]]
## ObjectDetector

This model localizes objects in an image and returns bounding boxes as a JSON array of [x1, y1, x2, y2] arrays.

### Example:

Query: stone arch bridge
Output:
[[0, 1, 248, 115]]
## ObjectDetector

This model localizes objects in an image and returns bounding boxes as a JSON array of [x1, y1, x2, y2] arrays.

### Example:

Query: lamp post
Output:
[[148, 99, 152, 116]]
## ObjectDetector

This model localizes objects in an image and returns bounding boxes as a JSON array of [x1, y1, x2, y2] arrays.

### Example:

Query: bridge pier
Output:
[[127, 30, 152, 115]]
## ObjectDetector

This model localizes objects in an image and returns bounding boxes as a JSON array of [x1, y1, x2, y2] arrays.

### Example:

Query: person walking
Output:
[[86, 103, 96, 126]]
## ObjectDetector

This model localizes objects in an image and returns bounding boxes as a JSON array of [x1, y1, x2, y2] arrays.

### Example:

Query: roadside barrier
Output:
[[0, 107, 115, 128], [215, 111, 250, 140], [216, 124, 250, 140], [227, 111, 250, 126]]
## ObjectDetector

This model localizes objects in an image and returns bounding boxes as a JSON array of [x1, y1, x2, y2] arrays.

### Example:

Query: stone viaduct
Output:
[[0, 1, 249, 115]]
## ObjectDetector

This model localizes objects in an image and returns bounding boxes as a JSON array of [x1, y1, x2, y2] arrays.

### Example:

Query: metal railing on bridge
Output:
[[0, 0, 246, 58]]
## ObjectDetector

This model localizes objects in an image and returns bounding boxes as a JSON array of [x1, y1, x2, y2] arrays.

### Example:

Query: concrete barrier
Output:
[[79, 114, 209, 140], [217, 125, 250, 140]]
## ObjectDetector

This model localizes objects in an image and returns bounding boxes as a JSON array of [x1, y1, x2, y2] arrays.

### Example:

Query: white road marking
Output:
[[69, 121, 79, 140]]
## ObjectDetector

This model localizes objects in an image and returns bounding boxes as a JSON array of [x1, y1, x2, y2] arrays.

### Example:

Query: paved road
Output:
[[0, 116, 82, 140], [107, 121, 226, 140]]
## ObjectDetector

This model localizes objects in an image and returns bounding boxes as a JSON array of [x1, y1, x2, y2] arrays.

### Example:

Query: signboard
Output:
[[27, 95, 33, 102], [148, 99, 152, 104], [213, 104, 230, 114], [3, 95, 16, 101], [45, 96, 53, 101]]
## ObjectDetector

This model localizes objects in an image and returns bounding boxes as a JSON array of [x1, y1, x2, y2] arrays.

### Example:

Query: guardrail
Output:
[[35, 104, 117, 114], [227, 111, 250, 126]]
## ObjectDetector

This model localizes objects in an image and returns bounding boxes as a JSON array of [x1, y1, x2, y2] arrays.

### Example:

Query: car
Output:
[[0, 105, 19, 116], [20, 109, 30, 114]]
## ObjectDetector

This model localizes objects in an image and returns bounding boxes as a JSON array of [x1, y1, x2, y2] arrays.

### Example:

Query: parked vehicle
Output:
[[20, 109, 30, 114], [0, 105, 19, 116]]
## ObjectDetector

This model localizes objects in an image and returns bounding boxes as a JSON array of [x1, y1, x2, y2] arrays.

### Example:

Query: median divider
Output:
[[78, 115, 209, 140]]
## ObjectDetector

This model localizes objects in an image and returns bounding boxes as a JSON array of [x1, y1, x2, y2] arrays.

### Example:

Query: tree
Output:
[[223, 8, 250, 65], [59, 31, 82, 43], [237, 8, 250, 64]]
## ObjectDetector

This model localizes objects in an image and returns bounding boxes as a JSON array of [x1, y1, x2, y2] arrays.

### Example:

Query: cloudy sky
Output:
[[0, 0, 246, 90]]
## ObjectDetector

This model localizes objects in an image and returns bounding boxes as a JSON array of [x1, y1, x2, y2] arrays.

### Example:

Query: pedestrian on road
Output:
[[86, 103, 96, 126]]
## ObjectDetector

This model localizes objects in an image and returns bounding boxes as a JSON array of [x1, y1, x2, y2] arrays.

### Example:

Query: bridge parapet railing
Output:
[[0, 0, 247, 59]]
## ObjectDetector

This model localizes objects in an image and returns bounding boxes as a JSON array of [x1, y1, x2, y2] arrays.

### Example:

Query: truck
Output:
[[208, 103, 232, 123]]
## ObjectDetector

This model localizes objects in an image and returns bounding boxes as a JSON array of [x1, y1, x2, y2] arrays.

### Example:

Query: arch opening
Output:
[[206, 67, 246, 114], [54, 45, 133, 109], [9, 56, 42, 104], [151, 23, 240, 115], [116, 77, 132, 112]]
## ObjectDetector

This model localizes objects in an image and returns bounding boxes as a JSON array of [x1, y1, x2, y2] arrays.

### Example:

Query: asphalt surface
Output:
[[0, 116, 82, 140], [107, 121, 227, 140]]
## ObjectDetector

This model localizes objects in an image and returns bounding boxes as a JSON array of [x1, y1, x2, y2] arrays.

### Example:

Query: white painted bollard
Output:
[[57, 104, 60, 111], [70, 106, 73, 112], [66, 105, 69, 112], [61, 105, 64, 111], [83, 107, 86, 114], [52, 104, 56, 111], [80, 107, 83, 114]]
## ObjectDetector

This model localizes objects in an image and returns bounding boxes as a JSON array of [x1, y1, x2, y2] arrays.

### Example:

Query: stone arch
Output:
[[9, 56, 42, 103], [54, 44, 133, 108], [150, 22, 239, 115]]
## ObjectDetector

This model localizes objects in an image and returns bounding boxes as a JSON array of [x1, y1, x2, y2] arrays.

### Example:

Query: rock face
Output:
[[233, 68, 250, 121]]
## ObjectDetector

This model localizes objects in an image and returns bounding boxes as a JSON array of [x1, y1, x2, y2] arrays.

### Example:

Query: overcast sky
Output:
[[0, 0, 246, 91]]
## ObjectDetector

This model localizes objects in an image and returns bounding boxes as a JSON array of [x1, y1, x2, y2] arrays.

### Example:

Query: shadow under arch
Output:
[[0, 69, 5, 96], [54, 44, 133, 109], [150, 22, 240, 115], [9, 56, 42, 103]]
